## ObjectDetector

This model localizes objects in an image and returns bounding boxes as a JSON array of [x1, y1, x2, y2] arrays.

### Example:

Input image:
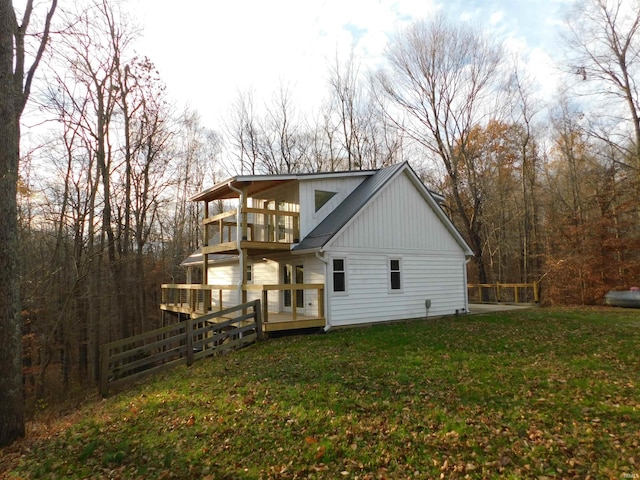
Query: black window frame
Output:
[[332, 258, 346, 293], [389, 258, 402, 291]]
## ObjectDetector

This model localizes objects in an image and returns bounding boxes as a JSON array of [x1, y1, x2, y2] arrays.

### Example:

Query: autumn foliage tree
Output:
[[542, 97, 640, 304], [378, 13, 503, 283], [458, 120, 542, 285]]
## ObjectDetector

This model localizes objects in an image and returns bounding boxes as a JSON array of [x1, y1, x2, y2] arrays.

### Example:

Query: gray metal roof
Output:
[[293, 162, 406, 251], [190, 169, 380, 202]]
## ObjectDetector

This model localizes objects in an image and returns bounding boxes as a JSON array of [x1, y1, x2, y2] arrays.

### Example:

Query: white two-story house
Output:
[[161, 162, 473, 333]]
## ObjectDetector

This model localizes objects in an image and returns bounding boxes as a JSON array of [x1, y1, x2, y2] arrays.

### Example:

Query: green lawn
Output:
[[2, 307, 639, 479]]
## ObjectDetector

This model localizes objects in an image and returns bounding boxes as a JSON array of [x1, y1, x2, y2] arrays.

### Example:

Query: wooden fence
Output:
[[99, 299, 262, 396], [467, 282, 539, 304]]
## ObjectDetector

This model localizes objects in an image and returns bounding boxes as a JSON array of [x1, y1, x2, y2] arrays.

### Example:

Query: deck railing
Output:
[[161, 283, 325, 324], [467, 282, 539, 304], [203, 207, 300, 246], [100, 299, 262, 396]]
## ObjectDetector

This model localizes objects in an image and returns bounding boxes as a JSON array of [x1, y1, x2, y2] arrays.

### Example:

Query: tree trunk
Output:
[[0, 92, 25, 446], [0, 0, 57, 445], [0, 2, 23, 445]]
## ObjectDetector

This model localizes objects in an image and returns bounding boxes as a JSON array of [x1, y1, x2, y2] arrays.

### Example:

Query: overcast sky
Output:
[[131, 0, 573, 128]]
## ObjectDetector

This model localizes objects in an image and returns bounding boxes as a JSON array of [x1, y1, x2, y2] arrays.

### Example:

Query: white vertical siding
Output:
[[325, 170, 470, 326], [329, 172, 460, 252], [298, 176, 368, 238]]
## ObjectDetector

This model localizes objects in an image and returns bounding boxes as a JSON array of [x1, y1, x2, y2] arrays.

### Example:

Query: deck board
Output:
[[161, 303, 325, 332]]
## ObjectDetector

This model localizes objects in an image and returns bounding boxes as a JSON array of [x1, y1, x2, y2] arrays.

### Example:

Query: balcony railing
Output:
[[203, 207, 300, 251]]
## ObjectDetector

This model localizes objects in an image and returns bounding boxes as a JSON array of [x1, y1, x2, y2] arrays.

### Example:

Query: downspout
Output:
[[315, 250, 331, 332], [228, 182, 244, 305], [463, 257, 471, 314]]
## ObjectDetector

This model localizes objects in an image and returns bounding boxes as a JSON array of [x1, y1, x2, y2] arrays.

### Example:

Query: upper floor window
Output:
[[315, 190, 337, 212]]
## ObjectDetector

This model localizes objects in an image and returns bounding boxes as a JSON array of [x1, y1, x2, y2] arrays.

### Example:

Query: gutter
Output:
[[315, 250, 331, 332], [228, 181, 244, 304]]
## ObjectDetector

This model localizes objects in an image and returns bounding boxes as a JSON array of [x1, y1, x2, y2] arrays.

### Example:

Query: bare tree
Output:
[[262, 83, 308, 173], [22, 1, 178, 394], [377, 13, 503, 283], [563, 0, 640, 170], [162, 108, 222, 282], [328, 51, 362, 169], [0, 0, 57, 446], [224, 90, 261, 175], [504, 62, 544, 283]]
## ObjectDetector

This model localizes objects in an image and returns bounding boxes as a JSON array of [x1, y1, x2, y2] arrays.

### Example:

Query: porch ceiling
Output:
[[191, 177, 297, 202]]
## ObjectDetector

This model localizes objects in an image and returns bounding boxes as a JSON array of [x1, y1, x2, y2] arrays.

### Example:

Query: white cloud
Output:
[[129, 0, 569, 129]]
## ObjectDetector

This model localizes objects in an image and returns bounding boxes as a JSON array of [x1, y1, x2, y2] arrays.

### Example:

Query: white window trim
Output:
[[331, 256, 348, 296], [314, 189, 338, 213], [388, 257, 403, 293]]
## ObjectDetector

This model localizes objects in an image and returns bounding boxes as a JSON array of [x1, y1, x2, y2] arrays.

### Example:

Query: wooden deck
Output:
[[161, 283, 325, 334], [161, 304, 325, 333], [160, 284, 327, 333], [260, 312, 326, 332]]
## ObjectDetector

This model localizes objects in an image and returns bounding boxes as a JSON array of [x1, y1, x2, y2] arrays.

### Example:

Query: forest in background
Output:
[[12, 0, 640, 406]]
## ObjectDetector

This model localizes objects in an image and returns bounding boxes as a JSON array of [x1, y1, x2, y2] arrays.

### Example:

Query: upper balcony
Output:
[[191, 175, 302, 256], [202, 206, 300, 256]]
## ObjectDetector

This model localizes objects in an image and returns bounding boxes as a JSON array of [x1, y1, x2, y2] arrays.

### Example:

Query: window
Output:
[[246, 263, 253, 283], [389, 259, 401, 291], [315, 190, 337, 212], [332, 258, 346, 292]]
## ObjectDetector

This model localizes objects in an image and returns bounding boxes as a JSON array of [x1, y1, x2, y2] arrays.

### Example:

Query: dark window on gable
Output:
[[390, 259, 401, 290], [333, 258, 346, 292], [315, 190, 337, 212]]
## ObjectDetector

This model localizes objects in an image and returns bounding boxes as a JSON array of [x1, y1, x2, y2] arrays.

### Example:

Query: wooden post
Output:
[[292, 286, 297, 322], [318, 286, 324, 319], [241, 250, 248, 306], [262, 289, 269, 324], [241, 187, 248, 241], [186, 319, 194, 366], [99, 344, 110, 397], [255, 299, 264, 341], [293, 214, 300, 243], [203, 202, 211, 312], [533, 281, 539, 303], [514, 285, 519, 303]]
